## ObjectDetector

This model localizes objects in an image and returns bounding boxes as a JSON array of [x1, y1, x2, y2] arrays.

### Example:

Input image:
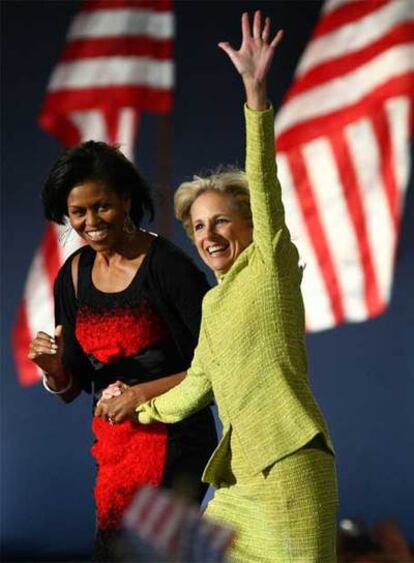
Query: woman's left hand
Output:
[[95, 383, 146, 424]]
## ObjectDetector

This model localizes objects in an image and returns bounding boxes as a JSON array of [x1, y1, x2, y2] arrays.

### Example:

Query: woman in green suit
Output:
[[102, 11, 338, 562]]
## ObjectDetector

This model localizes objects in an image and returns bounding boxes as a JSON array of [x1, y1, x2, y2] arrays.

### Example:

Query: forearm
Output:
[[245, 105, 286, 250], [131, 372, 186, 404], [136, 370, 213, 425], [94, 373, 189, 423]]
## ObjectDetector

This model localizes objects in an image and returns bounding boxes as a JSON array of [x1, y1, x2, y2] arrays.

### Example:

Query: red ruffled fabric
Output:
[[91, 417, 168, 529], [76, 302, 168, 363]]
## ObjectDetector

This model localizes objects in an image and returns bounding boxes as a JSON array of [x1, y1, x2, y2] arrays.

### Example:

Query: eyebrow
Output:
[[193, 213, 230, 222], [68, 199, 109, 207]]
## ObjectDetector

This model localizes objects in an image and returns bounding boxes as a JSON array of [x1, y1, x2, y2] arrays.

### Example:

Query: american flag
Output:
[[123, 485, 235, 562], [275, 0, 414, 331], [13, 0, 174, 385]]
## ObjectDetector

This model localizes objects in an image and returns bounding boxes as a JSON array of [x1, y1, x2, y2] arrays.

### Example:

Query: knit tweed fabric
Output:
[[137, 106, 338, 561], [204, 429, 337, 562]]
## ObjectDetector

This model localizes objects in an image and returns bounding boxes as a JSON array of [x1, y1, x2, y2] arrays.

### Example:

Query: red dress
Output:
[[54, 238, 217, 558]]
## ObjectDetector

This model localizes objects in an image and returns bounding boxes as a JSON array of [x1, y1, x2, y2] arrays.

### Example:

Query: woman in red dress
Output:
[[28, 140, 217, 560]]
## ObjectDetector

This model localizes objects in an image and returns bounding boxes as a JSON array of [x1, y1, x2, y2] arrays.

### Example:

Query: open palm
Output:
[[219, 11, 283, 83]]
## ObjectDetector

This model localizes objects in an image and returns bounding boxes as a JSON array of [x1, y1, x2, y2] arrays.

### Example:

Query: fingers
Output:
[[37, 331, 53, 339], [28, 331, 58, 359], [53, 325, 64, 358], [218, 41, 235, 57], [94, 402, 103, 417], [95, 406, 115, 424], [241, 10, 282, 47], [262, 17, 270, 43], [94, 399, 126, 424], [95, 383, 140, 424], [241, 12, 251, 41], [100, 381, 127, 400], [27, 345, 55, 360], [270, 29, 284, 49], [252, 10, 261, 40], [54, 325, 63, 346], [111, 411, 126, 424], [95, 399, 111, 420], [101, 386, 122, 401]]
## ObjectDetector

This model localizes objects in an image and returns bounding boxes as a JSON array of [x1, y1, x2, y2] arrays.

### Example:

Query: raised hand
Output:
[[218, 11, 283, 110]]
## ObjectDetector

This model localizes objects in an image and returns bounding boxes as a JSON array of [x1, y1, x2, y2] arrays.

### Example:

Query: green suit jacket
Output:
[[137, 106, 334, 489]]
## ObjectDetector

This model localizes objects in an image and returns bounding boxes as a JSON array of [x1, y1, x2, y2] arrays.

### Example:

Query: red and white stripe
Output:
[[124, 485, 234, 560], [13, 0, 174, 385], [275, 0, 414, 332]]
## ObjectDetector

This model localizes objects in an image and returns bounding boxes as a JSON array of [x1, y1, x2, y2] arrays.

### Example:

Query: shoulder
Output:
[[55, 245, 93, 296], [58, 245, 91, 274]]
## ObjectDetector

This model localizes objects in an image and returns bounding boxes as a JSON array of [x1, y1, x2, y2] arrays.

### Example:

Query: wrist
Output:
[[131, 384, 147, 405], [42, 371, 73, 395], [42, 368, 65, 385], [243, 78, 268, 111]]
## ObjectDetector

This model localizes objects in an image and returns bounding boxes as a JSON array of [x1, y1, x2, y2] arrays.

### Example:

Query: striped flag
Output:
[[13, 0, 174, 385], [122, 485, 235, 562], [275, 0, 414, 331]]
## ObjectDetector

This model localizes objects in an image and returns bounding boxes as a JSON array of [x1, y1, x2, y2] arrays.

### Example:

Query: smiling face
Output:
[[67, 180, 130, 252], [190, 190, 253, 275]]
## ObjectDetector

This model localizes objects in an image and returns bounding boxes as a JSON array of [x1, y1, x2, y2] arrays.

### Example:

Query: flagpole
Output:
[[157, 113, 173, 238]]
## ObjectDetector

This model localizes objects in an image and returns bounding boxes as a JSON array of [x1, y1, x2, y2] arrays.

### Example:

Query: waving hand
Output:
[[218, 11, 283, 110]]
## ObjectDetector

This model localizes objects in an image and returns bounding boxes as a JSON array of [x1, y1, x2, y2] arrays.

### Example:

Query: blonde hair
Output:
[[174, 167, 252, 239]]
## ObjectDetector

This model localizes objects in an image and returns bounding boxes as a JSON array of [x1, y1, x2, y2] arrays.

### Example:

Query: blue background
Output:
[[2, 1, 413, 560]]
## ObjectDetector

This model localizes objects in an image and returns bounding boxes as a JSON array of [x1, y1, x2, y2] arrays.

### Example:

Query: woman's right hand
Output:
[[28, 324, 64, 376], [218, 11, 283, 110]]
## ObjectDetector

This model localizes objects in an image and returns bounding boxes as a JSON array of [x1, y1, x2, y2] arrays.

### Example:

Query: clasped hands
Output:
[[94, 381, 145, 424]]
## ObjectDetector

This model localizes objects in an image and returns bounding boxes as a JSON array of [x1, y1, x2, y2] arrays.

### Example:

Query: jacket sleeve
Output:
[[136, 326, 213, 424], [245, 105, 293, 267]]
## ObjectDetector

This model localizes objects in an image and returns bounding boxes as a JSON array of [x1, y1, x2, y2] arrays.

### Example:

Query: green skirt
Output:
[[204, 433, 338, 562]]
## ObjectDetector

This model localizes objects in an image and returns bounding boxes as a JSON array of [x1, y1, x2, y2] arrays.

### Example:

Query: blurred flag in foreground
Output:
[[275, 0, 414, 331], [121, 485, 235, 562], [13, 0, 174, 384]]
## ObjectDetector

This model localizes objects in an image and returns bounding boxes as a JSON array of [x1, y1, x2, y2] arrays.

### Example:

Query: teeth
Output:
[[87, 230, 107, 241], [207, 244, 227, 255]]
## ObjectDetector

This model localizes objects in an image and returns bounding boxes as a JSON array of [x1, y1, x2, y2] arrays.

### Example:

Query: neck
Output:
[[96, 230, 150, 264]]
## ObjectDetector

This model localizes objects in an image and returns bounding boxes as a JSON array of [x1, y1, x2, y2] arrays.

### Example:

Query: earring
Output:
[[122, 213, 137, 235]]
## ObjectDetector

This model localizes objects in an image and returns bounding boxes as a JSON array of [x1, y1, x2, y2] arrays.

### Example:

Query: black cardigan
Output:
[[54, 236, 211, 394]]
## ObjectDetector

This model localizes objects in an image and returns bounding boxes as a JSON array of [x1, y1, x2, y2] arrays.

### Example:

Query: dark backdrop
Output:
[[2, 1, 413, 560]]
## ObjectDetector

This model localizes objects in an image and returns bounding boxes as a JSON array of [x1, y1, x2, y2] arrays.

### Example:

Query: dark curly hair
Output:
[[41, 141, 154, 226]]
